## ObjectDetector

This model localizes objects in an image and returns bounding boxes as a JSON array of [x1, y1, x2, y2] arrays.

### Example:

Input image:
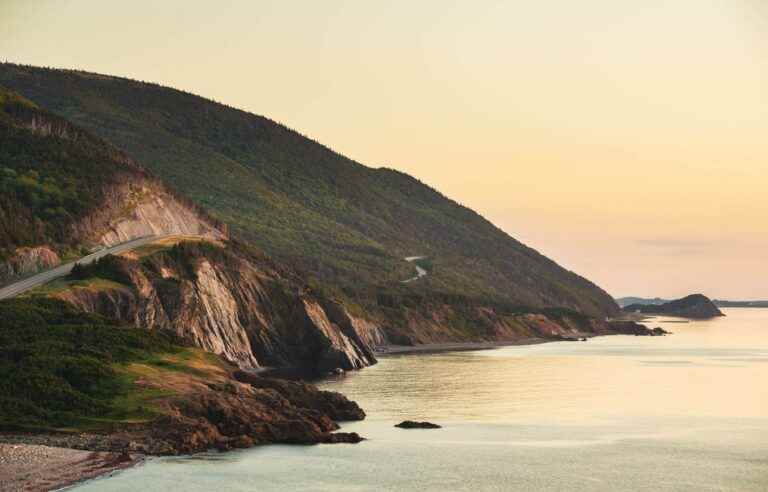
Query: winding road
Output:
[[0, 235, 173, 300], [402, 256, 428, 283]]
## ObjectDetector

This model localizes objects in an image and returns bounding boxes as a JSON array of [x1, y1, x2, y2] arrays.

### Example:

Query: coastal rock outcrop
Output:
[[146, 379, 364, 454], [132, 373, 366, 454], [1, 375, 366, 456]]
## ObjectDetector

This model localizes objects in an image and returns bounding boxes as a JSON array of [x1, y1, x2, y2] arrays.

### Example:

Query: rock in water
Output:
[[395, 421, 442, 429]]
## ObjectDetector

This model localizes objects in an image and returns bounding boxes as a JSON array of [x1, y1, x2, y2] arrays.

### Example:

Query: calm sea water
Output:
[[77, 308, 768, 491]]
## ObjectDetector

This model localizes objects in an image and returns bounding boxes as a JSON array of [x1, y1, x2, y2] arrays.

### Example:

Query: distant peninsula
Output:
[[622, 294, 725, 319]]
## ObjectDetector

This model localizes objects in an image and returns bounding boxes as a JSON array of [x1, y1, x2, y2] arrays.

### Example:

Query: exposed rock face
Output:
[[56, 242, 379, 374], [0, 246, 60, 285], [623, 294, 725, 319], [85, 181, 223, 247]]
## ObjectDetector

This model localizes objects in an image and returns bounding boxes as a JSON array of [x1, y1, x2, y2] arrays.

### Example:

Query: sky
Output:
[[1, 0, 767, 299]]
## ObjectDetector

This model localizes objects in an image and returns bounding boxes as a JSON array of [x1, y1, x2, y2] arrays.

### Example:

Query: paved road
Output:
[[0, 235, 173, 300], [402, 256, 428, 283]]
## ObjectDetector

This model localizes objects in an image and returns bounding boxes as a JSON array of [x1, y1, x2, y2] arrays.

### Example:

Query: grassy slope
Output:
[[0, 296, 231, 432], [0, 64, 618, 318]]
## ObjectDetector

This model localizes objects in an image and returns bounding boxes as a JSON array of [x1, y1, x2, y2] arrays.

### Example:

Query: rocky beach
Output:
[[0, 442, 139, 492]]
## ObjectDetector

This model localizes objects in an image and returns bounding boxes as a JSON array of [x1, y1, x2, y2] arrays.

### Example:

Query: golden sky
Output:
[[2, 0, 767, 299]]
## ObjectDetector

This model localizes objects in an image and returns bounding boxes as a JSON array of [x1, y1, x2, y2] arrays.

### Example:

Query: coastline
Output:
[[375, 337, 553, 356], [0, 324, 663, 490], [0, 442, 141, 492]]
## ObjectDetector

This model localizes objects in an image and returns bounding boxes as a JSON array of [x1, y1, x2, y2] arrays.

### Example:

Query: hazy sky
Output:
[[2, 0, 767, 299]]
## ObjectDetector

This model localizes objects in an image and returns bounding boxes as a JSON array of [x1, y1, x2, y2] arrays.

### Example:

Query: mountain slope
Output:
[[0, 63, 618, 320]]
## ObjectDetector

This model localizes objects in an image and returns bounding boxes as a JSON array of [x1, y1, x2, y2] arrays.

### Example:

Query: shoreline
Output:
[[375, 337, 574, 356], [0, 442, 142, 492]]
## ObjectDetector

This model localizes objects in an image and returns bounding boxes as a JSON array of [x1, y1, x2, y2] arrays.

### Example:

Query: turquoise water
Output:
[[77, 309, 768, 491]]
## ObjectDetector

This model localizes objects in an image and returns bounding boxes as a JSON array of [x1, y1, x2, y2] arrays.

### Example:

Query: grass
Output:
[[67, 349, 229, 431], [0, 297, 235, 433], [28, 277, 131, 297]]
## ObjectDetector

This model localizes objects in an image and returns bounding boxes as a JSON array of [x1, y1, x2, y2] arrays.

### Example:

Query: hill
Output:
[[0, 63, 618, 323], [623, 294, 724, 319]]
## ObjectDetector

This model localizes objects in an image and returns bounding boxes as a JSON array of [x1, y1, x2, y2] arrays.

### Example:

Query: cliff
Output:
[[54, 240, 381, 375], [49, 238, 665, 373], [623, 294, 725, 319]]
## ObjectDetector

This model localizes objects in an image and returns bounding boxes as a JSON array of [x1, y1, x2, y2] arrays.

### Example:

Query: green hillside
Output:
[[0, 85, 149, 261], [0, 63, 618, 318]]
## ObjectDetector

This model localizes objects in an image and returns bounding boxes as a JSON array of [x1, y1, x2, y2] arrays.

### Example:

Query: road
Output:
[[0, 235, 173, 300], [402, 256, 428, 283]]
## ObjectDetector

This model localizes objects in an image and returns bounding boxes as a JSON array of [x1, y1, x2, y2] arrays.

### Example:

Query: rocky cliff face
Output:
[[56, 241, 382, 374], [85, 181, 223, 247], [0, 246, 60, 284]]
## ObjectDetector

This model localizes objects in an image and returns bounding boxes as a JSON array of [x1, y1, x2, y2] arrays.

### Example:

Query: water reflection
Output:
[[320, 309, 768, 422]]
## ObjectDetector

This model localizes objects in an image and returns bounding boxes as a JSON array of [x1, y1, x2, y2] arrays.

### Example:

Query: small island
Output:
[[623, 294, 725, 319]]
